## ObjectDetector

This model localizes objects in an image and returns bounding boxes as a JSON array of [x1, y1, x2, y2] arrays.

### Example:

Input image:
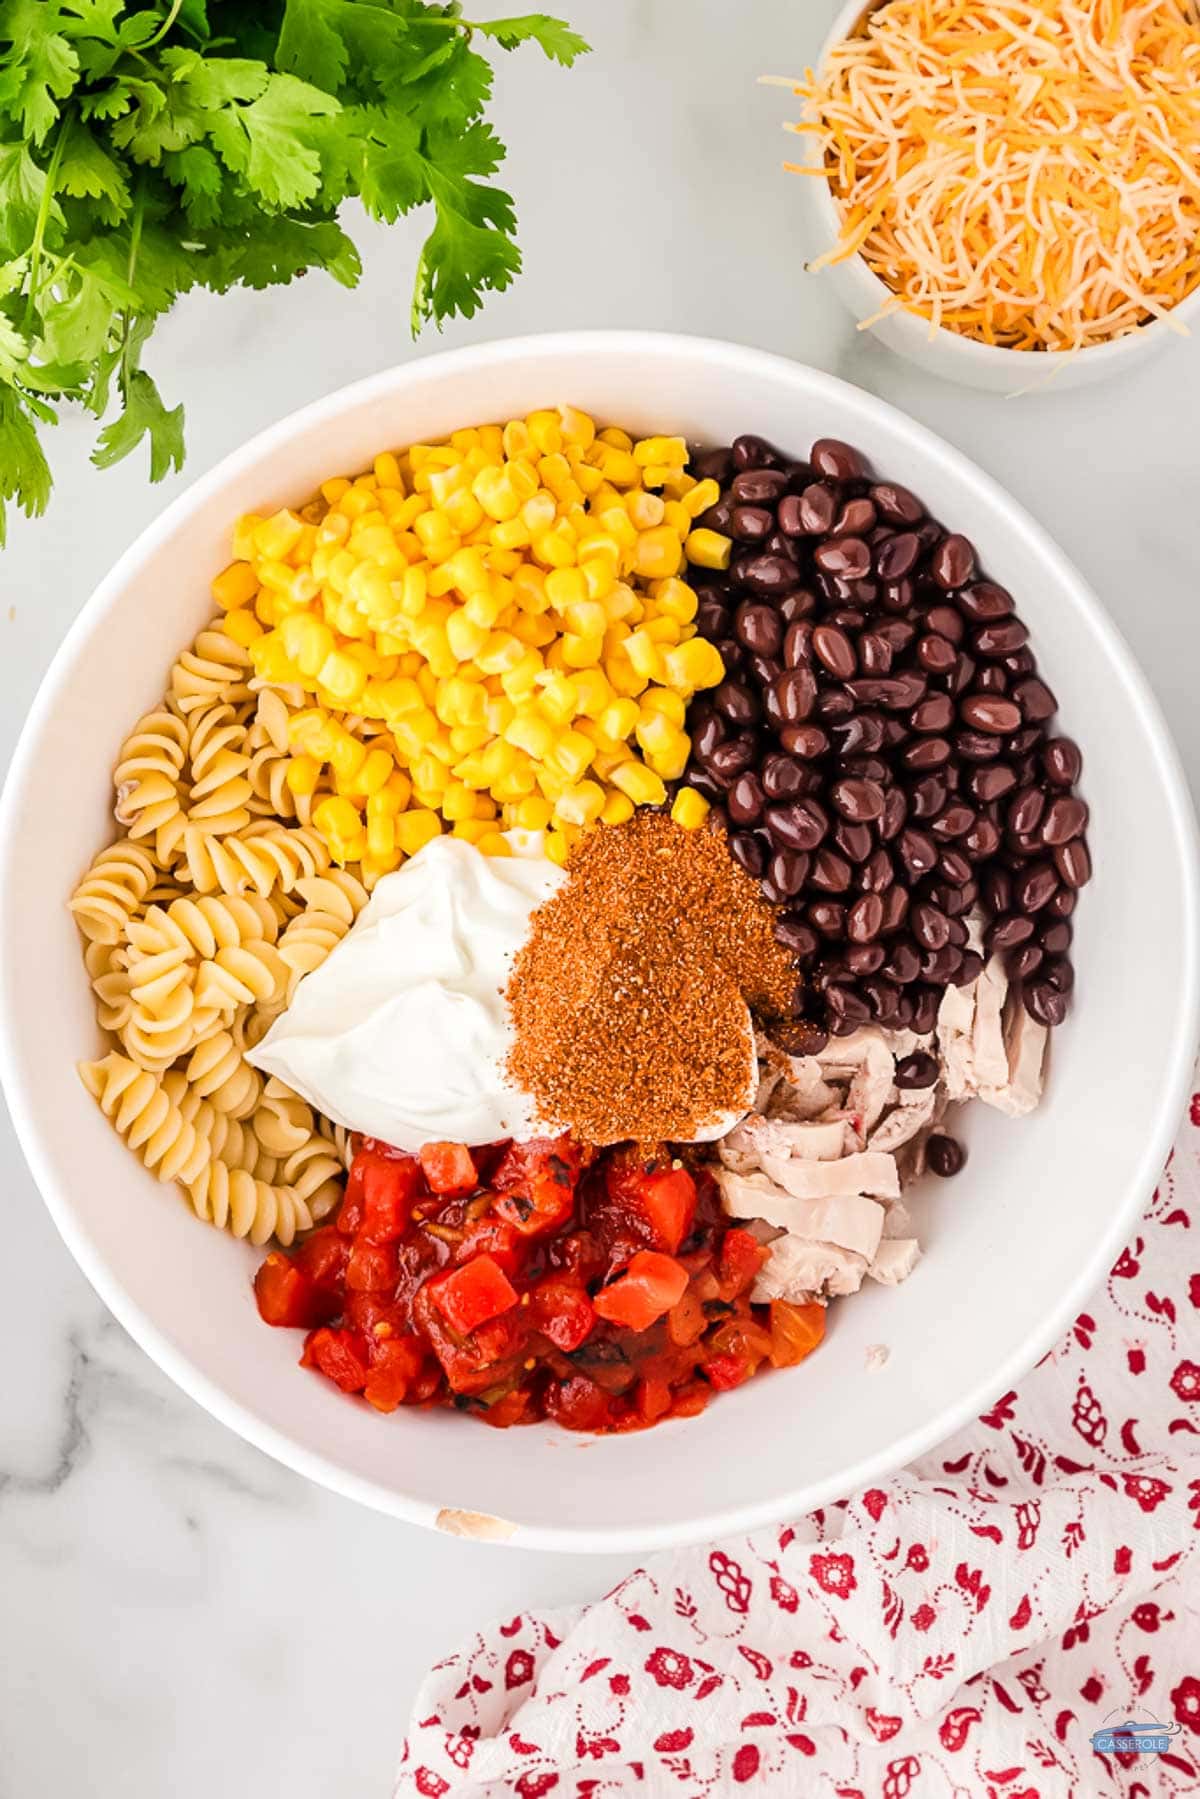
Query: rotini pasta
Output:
[[186, 702, 254, 835], [184, 1160, 313, 1246], [170, 621, 254, 715], [175, 820, 330, 899], [79, 1053, 212, 1185], [69, 839, 161, 944], [277, 870, 369, 998], [112, 708, 189, 862]]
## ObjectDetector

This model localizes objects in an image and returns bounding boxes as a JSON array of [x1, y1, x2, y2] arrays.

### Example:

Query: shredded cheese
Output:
[[782, 0, 1200, 351]]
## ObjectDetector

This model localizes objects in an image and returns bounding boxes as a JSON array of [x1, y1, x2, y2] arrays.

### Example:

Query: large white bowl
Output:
[[790, 0, 1200, 393], [2, 332, 1196, 1553]]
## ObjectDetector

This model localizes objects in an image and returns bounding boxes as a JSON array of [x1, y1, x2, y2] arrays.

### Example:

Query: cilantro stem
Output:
[[146, 0, 185, 49], [22, 119, 70, 336], [117, 181, 148, 392]]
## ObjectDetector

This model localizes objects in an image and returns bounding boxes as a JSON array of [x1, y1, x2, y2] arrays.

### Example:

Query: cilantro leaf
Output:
[[56, 117, 131, 222], [473, 15, 588, 65], [0, 0, 80, 145], [92, 365, 185, 481], [0, 387, 52, 544], [0, 0, 588, 539]]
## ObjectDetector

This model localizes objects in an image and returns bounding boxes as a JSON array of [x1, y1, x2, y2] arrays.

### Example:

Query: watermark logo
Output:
[[1091, 1710, 1183, 1761]]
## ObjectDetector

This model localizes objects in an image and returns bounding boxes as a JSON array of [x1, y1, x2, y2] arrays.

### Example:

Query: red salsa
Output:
[[254, 1133, 825, 1431]]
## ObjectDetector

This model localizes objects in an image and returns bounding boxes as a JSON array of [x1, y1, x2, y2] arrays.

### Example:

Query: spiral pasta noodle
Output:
[[170, 622, 254, 715], [79, 1053, 212, 1186], [69, 839, 162, 945], [186, 702, 254, 835], [112, 709, 189, 862], [184, 1161, 314, 1246]]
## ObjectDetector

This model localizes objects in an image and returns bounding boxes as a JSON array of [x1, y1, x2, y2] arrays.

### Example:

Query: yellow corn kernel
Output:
[[394, 809, 443, 856], [448, 723, 489, 756], [557, 405, 595, 448], [599, 789, 636, 826], [211, 560, 258, 610], [644, 616, 681, 647], [543, 567, 586, 613], [680, 480, 716, 520], [504, 708, 555, 760], [223, 608, 263, 648], [684, 527, 731, 570], [671, 786, 710, 830], [634, 709, 679, 759], [552, 729, 596, 781], [652, 577, 698, 624], [661, 637, 725, 692], [554, 780, 605, 826], [499, 650, 544, 702], [314, 796, 363, 843], [367, 772, 411, 818], [561, 599, 607, 640], [374, 676, 424, 720], [444, 607, 489, 662], [475, 631, 525, 676], [439, 780, 475, 822], [624, 628, 664, 683], [491, 763, 537, 801], [357, 747, 394, 795], [596, 697, 640, 742], [638, 687, 687, 726], [254, 509, 305, 562], [633, 525, 683, 581], [569, 669, 612, 718], [284, 755, 322, 798], [472, 830, 508, 858], [367, 815, 396, 859], [594, 445, 640, 486], [610, 760, 667, 807], [543, 829, 571, 867], [280, 612, 335, 678], [315, 649, 366, 706], [512, 795, 552, 831], [561, 632, 603, 670], [463, 585, 507, 629], [452, 817, 490, 844], [605, 651, 648, 699], [645, 727, 690, 781], [634, 434, 687, 468], [537, 672, 578, 724]]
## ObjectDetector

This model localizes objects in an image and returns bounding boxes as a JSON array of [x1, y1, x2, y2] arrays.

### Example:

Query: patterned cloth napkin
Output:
[[395, 1081, 1200, 1798]]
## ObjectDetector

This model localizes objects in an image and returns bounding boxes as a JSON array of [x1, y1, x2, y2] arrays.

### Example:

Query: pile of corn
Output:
[[215, 408, 729, 878]]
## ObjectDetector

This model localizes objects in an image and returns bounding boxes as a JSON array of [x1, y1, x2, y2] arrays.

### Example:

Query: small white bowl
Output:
[[790, 0, 1200, 392], [1, 331, 1197, 1552]]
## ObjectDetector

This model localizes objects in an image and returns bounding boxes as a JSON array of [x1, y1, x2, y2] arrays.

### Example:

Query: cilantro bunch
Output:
[[0, 0, 587, 542]]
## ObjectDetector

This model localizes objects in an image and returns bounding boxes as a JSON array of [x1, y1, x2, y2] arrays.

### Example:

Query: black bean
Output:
[[960, 694, 1022, 734], [731, 467, 787, 505], [728, 831, 765, 878], [808, 901, 847, 939], [912, 901, 951, 949], [781, 724, 829, 760], [735, 601, 783, 656], [958, 582, 1014, 621], [909, 775, 947, 820], [987, 913, 1035, 952], [876, 531, 921, 581], [790, 484, 837, 534], [925, 604, 965, 644], [1007, 787, 1045, 836], [737, 554, 801, 597], [1013, 676, 1057, 722], [693, 446, 733, 483], [783, 620, 813, 668], [895, 1051, 938, 1089], [732, 433, 782, 470], [835, 497, 877, 536], [811, 847, 853, 893], [779, 590, 818, 624], [1054, 838, 1092, 889], [927, 1134, 966, 1177], [1025, 981, 1068, 1027], [974, 619, 1029, 657], [969, 764, 1018, 803], [811, 438, 867, 482], [884, 942, 921, 984], [1042, 796, 1088, 846], [769, 847, 809, 897], [713, 680, 758, 725], [861, 847, 894, 891], [931, 533, 976, 590], [708, 736, 758, 782], [835, 820, 874, 864], [727, 771, 765, 825], [1008, 943, 1044, 981], [844, 943, 886, 975], [731, 505, 774, 543], [815, 537, 872, 580], [1014, 862, 1059, 913], [766, 798, 829, 851], [1040, 920, 1072, 955], [847, 892, 885, 943], [811, 623, 857, 680], [870, 482, 924, 524], [1042, 737, 1082, 786], [760, 752, 807, 799], [776, 915, 818, 959]]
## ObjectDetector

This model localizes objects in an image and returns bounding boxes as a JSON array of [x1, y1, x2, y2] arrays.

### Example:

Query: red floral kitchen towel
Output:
[[395, 1088, 1200, 1798]]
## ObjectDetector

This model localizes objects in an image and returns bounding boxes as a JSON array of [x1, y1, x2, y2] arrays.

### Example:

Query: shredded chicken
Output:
[[715, 955, 1047, 1309]]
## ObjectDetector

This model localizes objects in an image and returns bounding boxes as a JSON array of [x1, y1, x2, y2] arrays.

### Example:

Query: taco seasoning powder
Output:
[[505, 812, 797, 1143]]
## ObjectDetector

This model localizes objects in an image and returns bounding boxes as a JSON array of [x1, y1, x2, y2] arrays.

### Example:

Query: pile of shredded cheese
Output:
[[782, 0, 1200, 351]]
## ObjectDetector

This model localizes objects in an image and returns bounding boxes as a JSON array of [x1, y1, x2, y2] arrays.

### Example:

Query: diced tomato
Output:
[[718, 1227, 767, 1299], [493, 1135, 581, 1236], [254, 1252, 323, 1329], [703, 1353, 749, 1392], [769, 1299, 826, 1367], [363, 1333, 426, 1413], [592, 1250, 689, 1332], [530, 1275, 595, 1352], [636, 1374, 673, 1424], [455, 1213, 521, 1278], [302, 1326, 370, 1393], [361, 1155, 423, 1240], [346, 1238, 399, 1293], [632, 1166, 697, 1253], [479, 1386, 532, 1428], [293, 1226, 349, 1293], [431, 1254, 519, 1337], [419, 1141, 478, 1197], [345, 1292, 408, 1340], [671, 1380, 712, 1419], [544, 1373, 611, 1432]]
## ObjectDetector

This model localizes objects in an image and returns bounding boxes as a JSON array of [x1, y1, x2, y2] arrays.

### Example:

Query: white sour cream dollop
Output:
[[247, 835, 564, 1150]]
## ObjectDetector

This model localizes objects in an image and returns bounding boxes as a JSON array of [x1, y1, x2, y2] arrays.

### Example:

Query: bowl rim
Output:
[[795, 0, 1200, 368], [2, 327, 1198, 1552]]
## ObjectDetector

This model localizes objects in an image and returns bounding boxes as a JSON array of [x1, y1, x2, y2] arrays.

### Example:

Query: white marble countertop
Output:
[[2, 2, 1198, 1793]]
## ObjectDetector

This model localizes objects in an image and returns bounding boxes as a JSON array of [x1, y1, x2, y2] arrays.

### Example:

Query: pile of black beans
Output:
[[679, 433, 1091, 1049]]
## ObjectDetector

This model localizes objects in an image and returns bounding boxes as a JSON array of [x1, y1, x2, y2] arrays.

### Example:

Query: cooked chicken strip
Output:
[[753, 1233, 867, 1301], [869, 1238, 920, 1284], [717, 1168, 887, 1257], [756, 1148, 901, 1202]]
